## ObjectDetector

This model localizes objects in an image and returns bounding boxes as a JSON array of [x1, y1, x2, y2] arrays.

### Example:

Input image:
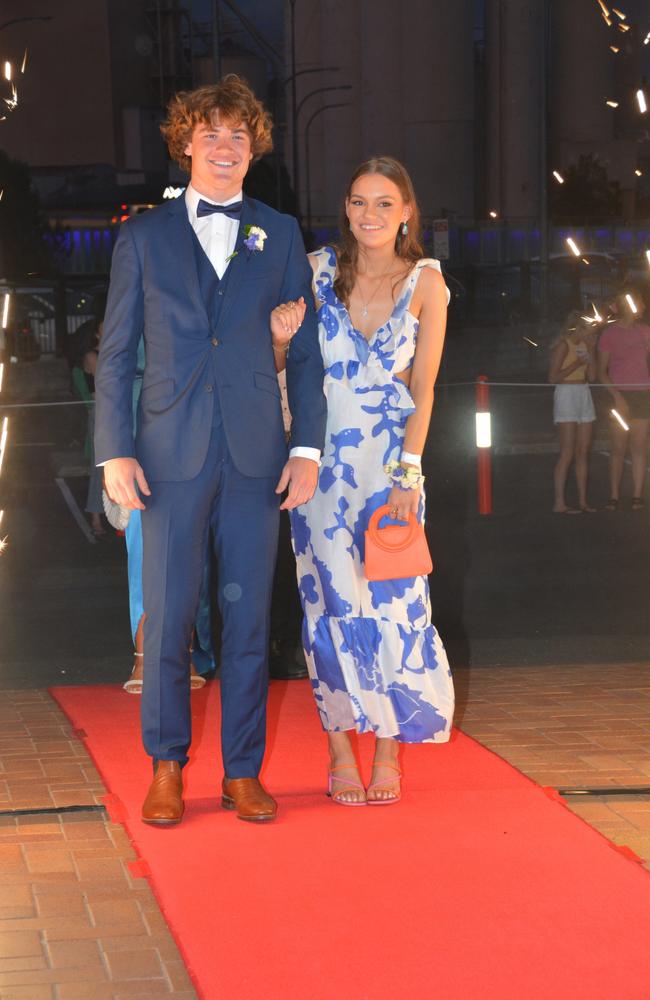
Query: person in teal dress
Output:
[[122, 338, 215, 692]]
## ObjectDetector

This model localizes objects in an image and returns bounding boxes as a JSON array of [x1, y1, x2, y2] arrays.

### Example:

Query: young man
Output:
[[95, 75, 325, 825]]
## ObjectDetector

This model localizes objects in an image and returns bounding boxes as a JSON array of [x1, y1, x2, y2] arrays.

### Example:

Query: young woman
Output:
[[548, 311, 597, 513], [286, 157, 454, 805], [597, 289, 650, 511]]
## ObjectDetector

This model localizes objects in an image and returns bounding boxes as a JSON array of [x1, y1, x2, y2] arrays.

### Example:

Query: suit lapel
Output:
[[166, 195, 210, 325], [216, 197, 258, 330]]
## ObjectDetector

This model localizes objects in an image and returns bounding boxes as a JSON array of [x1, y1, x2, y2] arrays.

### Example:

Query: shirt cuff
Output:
[[289, 446, 321, 465]]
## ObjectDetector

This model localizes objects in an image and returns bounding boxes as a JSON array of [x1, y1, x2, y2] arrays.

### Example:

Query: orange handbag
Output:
[[364, 504, 433, 582]]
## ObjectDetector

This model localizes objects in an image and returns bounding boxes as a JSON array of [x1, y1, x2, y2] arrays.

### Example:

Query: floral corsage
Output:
[[384, 460, 425, 491], [227, 225, 267, 263]]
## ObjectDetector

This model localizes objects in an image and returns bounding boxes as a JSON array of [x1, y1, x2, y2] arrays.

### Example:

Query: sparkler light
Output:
[[0, 416, 8, 476], [596, 0, 610, 16], [20, 49, 27, 74], [645, 32, 650, 45], [4, 83, 18, 111], [1, 294, 9, 329], [611, 6, 626, 18], [4, 62, 11, 82], [566, 237, 582, 256], [617, 22, 630, 31], [611, 409, 630, 431], [636, 169, 643, 176], [0, 363, 4, 393], [582, 258, 591, 265], [610, 45, 620, 52], [625, 293, 638, 313], [522, 336, 539, 347], [606, 100, 619, 108], [637, 90, 647, 114], [646, 249, 650, 267], [489, 210, 498, 219], [553, 170, 564, 184], [591, 303, 603, 322]]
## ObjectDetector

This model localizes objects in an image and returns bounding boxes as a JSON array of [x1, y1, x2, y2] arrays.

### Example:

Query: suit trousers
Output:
[[140, 402, 280, 777]]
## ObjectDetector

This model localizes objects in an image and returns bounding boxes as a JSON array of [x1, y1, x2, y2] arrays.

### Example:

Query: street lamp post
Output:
[[283, 66, 341, 217], [0, 16, 52, 32], [296, 84, 352, 123], [305, 102, 351, 233]]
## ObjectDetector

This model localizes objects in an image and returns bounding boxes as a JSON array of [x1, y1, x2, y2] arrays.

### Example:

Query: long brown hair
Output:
[[333, 156, 424, 307]]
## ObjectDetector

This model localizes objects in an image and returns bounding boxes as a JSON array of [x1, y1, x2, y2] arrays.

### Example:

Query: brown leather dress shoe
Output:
[[141, 761, 184, 826], [221, 777, 277, 823]]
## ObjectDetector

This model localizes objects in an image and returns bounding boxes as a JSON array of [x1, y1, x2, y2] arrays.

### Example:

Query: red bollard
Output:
[[475, 375, 492, 515]]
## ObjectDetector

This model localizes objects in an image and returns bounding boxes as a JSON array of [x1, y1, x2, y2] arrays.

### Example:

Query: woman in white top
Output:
[[548, 310, 597, 513]]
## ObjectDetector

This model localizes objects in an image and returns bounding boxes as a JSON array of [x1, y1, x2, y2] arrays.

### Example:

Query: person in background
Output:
[[597, 289, 650, 511], [69, 316, 105, 536], [122, 340, 214, 693], [548, 311, 597, 514]]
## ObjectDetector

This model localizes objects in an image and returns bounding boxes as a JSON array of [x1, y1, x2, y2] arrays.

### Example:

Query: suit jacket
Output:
[[95, 194, 326, 482]]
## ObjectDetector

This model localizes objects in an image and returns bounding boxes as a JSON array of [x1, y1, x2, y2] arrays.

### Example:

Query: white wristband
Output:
[[401, 451, 422, 469]]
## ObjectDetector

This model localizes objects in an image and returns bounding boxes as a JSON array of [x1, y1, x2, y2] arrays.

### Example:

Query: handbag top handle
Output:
[[367, 504, 420, 553]]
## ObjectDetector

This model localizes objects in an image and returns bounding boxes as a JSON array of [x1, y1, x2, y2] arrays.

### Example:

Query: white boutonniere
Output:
[[226, 225, 268, 263]]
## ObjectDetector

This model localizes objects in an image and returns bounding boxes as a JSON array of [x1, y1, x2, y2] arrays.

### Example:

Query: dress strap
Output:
[[310, 246, 337, 285], [405, 258, 449, 306]]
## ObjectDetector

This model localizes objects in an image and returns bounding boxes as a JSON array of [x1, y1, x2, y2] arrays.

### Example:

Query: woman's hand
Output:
[[270, 297, 306, 352], [387, 483, 421, 522]]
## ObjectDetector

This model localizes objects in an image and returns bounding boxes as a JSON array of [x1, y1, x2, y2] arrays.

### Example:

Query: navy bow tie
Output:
[[196, 198, 243, 220]]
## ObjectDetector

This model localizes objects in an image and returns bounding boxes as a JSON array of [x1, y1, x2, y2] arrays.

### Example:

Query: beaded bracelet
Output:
[[383, 460, 425, 491]]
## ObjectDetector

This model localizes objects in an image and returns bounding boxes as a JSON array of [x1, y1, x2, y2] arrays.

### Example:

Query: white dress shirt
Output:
[[185, 183, 240, 279], [185, 184, 320, 466]]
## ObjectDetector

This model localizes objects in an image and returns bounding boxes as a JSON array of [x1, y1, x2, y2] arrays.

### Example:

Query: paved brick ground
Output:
[[0, 666, 648, 997], [0, 691, 197, 999]]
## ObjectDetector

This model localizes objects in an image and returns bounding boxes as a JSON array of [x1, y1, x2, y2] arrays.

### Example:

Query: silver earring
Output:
[[401, 221, 408, 236]]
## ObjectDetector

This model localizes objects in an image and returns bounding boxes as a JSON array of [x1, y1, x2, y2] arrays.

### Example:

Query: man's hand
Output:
[[275, 456, 318, 510], [104, 457, 151, 510]]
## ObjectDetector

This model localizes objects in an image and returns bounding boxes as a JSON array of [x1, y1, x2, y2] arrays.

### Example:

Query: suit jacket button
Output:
[[218, 289, 224, 296], [211, 337, 219, 346], [206, 384, 213, 393]]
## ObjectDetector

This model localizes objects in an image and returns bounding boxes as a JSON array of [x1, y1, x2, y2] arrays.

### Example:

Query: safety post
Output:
[[475, 375, 492, 515]]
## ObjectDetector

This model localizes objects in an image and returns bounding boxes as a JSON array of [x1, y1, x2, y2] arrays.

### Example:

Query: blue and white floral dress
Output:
[[290, 247, 454, 743]]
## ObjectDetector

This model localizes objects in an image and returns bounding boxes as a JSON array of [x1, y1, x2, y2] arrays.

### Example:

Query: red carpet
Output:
[[51, 681, 650, 1000]]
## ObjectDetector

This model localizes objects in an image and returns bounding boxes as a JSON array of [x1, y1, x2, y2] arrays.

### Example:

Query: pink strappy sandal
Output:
[[327, 764, 367, 806], [367, 761, 402, 805]]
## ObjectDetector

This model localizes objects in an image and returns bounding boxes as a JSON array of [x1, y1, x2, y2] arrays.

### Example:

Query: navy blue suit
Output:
[[95, 194, 326, 776]]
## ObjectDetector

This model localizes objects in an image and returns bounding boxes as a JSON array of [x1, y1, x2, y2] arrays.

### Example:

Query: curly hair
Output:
[[333, 156, 424, 307], [160, 74, 273, 173]]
